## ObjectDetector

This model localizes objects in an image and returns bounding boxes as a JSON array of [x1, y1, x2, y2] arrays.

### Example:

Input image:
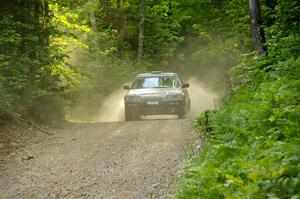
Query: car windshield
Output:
[[131, 76, 180, 89]]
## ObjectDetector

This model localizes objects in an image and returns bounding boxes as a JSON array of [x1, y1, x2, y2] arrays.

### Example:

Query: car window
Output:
[[131, 76, 180, 89]]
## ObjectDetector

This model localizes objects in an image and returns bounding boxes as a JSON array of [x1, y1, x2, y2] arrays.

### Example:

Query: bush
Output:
[[175, 33, 300, 199]]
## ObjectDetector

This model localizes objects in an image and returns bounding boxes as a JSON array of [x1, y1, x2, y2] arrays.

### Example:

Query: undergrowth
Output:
[[175, 34, 300, 198]]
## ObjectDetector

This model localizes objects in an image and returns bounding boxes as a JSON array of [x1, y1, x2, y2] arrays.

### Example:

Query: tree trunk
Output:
[[18, 0, 27, 54], [43, 0, 50, 89], [44, 1, 50, 47], [249, 0, 266, 53], [137, 0, 145, 65], [89, 0, 97, 31]]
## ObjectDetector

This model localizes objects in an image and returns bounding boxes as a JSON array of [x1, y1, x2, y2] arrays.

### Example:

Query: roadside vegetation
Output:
[[175, 1, 300, 198]]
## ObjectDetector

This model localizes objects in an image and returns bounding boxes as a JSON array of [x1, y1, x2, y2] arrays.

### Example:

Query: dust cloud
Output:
[[96, 88, 125, 122], [187, 77, 219, 118], [94, 77, 219, 122]]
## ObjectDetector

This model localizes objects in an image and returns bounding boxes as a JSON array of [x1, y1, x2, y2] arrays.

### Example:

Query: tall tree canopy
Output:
[[1, 0, 299, 121]]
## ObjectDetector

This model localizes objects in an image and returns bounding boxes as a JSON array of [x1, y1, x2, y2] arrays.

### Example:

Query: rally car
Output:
[[123, 71, 190, 121]]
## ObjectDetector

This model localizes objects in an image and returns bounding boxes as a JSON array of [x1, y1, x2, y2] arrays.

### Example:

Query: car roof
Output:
[[136, 72, 177, 78]]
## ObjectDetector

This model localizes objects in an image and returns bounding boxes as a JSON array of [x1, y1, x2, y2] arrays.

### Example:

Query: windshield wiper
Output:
[[153, 86, 169, 88]]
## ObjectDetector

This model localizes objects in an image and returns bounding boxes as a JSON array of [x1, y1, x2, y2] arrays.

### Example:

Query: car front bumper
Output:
[[125, 100, 185, 116]]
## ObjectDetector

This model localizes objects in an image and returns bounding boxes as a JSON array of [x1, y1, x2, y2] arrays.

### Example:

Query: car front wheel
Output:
[[125, 111, 133, 121], [178, 109, 186, 119], [125, 109, 138, 121]]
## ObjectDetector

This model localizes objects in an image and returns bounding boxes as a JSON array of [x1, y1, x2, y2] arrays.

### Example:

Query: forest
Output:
[[0, 0, 299, 198]]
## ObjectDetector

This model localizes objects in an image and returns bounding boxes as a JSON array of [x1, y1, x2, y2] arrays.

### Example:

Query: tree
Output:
[[0, 0, 88, 122], [249, 0, 266, 52], [137, 0, 145, 65], [89, 0, 97, 31]]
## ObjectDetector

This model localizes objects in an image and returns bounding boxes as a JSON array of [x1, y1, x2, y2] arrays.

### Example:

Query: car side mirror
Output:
[[123, 85, 130, 90], [182, 83, 189, 88]]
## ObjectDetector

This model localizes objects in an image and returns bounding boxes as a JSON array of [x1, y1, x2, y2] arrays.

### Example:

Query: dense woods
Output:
[[1, 0, 250, 122], [0, 0, 299, 198]]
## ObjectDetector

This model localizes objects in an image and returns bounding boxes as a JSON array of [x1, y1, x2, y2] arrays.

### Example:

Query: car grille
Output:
[[140, 105, 178, 115], [141, 96, 164, 101]]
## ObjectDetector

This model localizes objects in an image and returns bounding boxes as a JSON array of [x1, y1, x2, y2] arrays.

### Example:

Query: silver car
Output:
[[123, 71, 190, 121]]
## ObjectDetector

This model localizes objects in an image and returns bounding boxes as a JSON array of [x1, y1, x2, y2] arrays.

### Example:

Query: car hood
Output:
[[126, 88, 181, 98]]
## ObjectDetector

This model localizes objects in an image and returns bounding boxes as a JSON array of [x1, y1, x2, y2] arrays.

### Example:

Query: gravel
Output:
[[0, 119, 192, 199]]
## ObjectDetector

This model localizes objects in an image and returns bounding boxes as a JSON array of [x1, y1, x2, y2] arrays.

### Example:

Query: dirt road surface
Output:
[[0, 119, 192, 199]]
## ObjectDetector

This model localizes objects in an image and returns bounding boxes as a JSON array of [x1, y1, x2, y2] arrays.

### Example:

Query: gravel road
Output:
[[0, 119, 192, 199]]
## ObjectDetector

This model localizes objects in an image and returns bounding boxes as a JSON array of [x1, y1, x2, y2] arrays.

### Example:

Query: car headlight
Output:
[[166, 91, 184, 100], [125, 95, 141, 102]]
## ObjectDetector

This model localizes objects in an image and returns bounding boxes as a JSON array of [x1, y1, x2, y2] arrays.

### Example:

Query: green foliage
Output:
[[174, 1, 300, 198], [0, 0, 88, 123], [176, 55, 300, 199], [167, 0, 252, 95], [143, 0, 184, 68], [0, 0, 248, 122], [61, 1, 144, 120]]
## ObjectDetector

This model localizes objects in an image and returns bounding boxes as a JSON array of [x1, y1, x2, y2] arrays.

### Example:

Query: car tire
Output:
[[178, 111, 185, 119], [125, 109, 139, 121], [125, 111, 133, 121]]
